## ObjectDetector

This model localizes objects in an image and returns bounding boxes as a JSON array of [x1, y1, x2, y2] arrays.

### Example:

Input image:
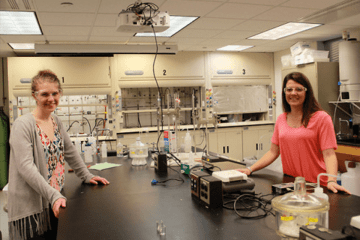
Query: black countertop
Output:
[[57, 156, 360, 240]]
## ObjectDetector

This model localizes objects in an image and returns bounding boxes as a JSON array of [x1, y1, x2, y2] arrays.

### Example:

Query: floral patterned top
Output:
[[36, 117, 65, 192]]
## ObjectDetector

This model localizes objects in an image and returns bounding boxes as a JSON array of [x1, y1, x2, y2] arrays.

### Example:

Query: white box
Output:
[[212, 170, 248, 182], [290, 41, 311, 56]]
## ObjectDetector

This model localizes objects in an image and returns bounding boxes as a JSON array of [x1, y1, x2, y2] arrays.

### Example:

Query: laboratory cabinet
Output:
[[281, 62, 339, 115], [116, 52, 206, 88], [210, 52, 274, 86], [242, 125, 274, 160], [215, 128, 243, 160], [8, 57, 112, 90]]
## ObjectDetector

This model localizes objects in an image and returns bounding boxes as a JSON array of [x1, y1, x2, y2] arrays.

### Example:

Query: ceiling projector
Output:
[[116, 11, 170, 33]]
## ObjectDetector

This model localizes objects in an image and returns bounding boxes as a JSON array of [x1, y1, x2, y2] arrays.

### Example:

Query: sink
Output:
[[337, 137, 360, 146]]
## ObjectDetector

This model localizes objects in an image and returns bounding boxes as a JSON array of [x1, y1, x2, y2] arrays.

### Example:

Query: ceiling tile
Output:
[[228, 0, 287, 5], [206, 3, 272, 19], [187, 18, 244, 30], [253, 6, 318, 21], [45, 36, 90, 42], [34, 0, 100, 13], [213, 30, 258, 39], [166, 37, 207, 44], [89, 36, 132, 42], [41, 26, 91, 36], [91, 27, 134, 37], [185, 45, 218, 51], [99, 0, 166, 14], [160, 1, 223, 16], [199, 38, 238, 46], [95, 14, 117, 27], [230, 20, 285, 32], [174, 29, 223, 38], [280, 0, 344, 9], [281, 32, 341, 41], [329, 14, 360, 26], [304, 24, 349, 35], [231, 39, 274, 45], [38, 13, 96, 26]]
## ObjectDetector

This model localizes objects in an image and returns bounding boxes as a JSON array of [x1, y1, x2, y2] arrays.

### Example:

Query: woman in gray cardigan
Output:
[[8, 70, 109, 240]]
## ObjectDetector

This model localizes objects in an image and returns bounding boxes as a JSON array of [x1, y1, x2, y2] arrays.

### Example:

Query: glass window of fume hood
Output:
[[14, 94, 110, 137], [121, 87, 200, 129]]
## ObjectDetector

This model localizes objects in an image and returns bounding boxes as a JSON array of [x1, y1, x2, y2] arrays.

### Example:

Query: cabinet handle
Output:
[[256, 143, 258, 150], [62, 77, 64, 83], [227, 146, 229, 153], [223, 146, 225, 154]]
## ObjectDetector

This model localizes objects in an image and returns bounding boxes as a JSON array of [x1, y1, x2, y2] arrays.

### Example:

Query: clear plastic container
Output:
[[272, 177, 329, 238], [117, 140, 124, 157], [130, 137, 148, 166]]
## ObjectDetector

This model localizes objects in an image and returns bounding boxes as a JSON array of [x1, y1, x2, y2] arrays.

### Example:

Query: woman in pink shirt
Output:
[[239, 72, 350, 194]]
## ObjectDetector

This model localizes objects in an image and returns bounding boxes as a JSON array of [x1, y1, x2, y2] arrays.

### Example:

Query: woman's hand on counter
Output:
[[235, 168, 251, 176], [90, 176, 110, 185], [53, 198, 66, 218], [327, 181, 351, 194]]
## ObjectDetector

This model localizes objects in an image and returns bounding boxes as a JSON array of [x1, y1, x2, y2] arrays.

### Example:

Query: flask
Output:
[[184, 130, 192, 153], [101, 141, 107, 158], [117, 140, 124, 158]]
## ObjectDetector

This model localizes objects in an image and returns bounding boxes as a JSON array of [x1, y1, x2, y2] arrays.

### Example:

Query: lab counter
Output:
[[57, 156, 360, 240]]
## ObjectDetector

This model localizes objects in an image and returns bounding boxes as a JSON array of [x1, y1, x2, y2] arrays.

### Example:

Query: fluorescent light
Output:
[[248, 22, 322, 40], [0, 11, 42, 35], [135, 16, 198, 37], [217, 45, 254, 51], [9, 43, 35, 50]]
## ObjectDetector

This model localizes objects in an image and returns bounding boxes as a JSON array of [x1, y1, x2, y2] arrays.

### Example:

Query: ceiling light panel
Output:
[[8, 43, 35, 50], [248, 22, 322, 40], [0, 11, 41, 35], [135, 16, 199, 37], [217, 45, 254, 51]]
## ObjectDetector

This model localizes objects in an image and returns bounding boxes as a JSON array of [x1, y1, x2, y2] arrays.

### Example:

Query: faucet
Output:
[[338, 118, 350, 138]]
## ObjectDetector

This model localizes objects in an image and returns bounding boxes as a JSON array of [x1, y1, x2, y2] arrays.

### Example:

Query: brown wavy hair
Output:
[[31, 70, 62, 93], [282, 72, 322, 128]]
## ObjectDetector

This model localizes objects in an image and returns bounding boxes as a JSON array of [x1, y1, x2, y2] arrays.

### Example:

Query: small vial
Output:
[[156, 221, 160, 233], [160, 225, 166, 236]]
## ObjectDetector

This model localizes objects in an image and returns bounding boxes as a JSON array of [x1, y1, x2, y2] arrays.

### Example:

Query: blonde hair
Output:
[[31, 70, 62, 93]]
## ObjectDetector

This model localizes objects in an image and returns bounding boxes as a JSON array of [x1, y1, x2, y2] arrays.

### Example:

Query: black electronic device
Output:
[[202, 155, 222, 163], [299, 225, 352, 240], [272, 182, 294, 195], [190, 171, 210, 198], [199, 176, 223, 208], [222, 178, 255, 194], [154, 152, 167, 173]]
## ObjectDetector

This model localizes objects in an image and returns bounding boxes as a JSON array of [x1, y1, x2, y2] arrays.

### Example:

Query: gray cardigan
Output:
[[8, 113, 94, 239]]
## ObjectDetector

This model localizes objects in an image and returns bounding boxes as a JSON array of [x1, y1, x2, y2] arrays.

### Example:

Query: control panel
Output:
[[190, 171, 210, 198], [154, 152, 167, 173], [199, 176, 223, 208]]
